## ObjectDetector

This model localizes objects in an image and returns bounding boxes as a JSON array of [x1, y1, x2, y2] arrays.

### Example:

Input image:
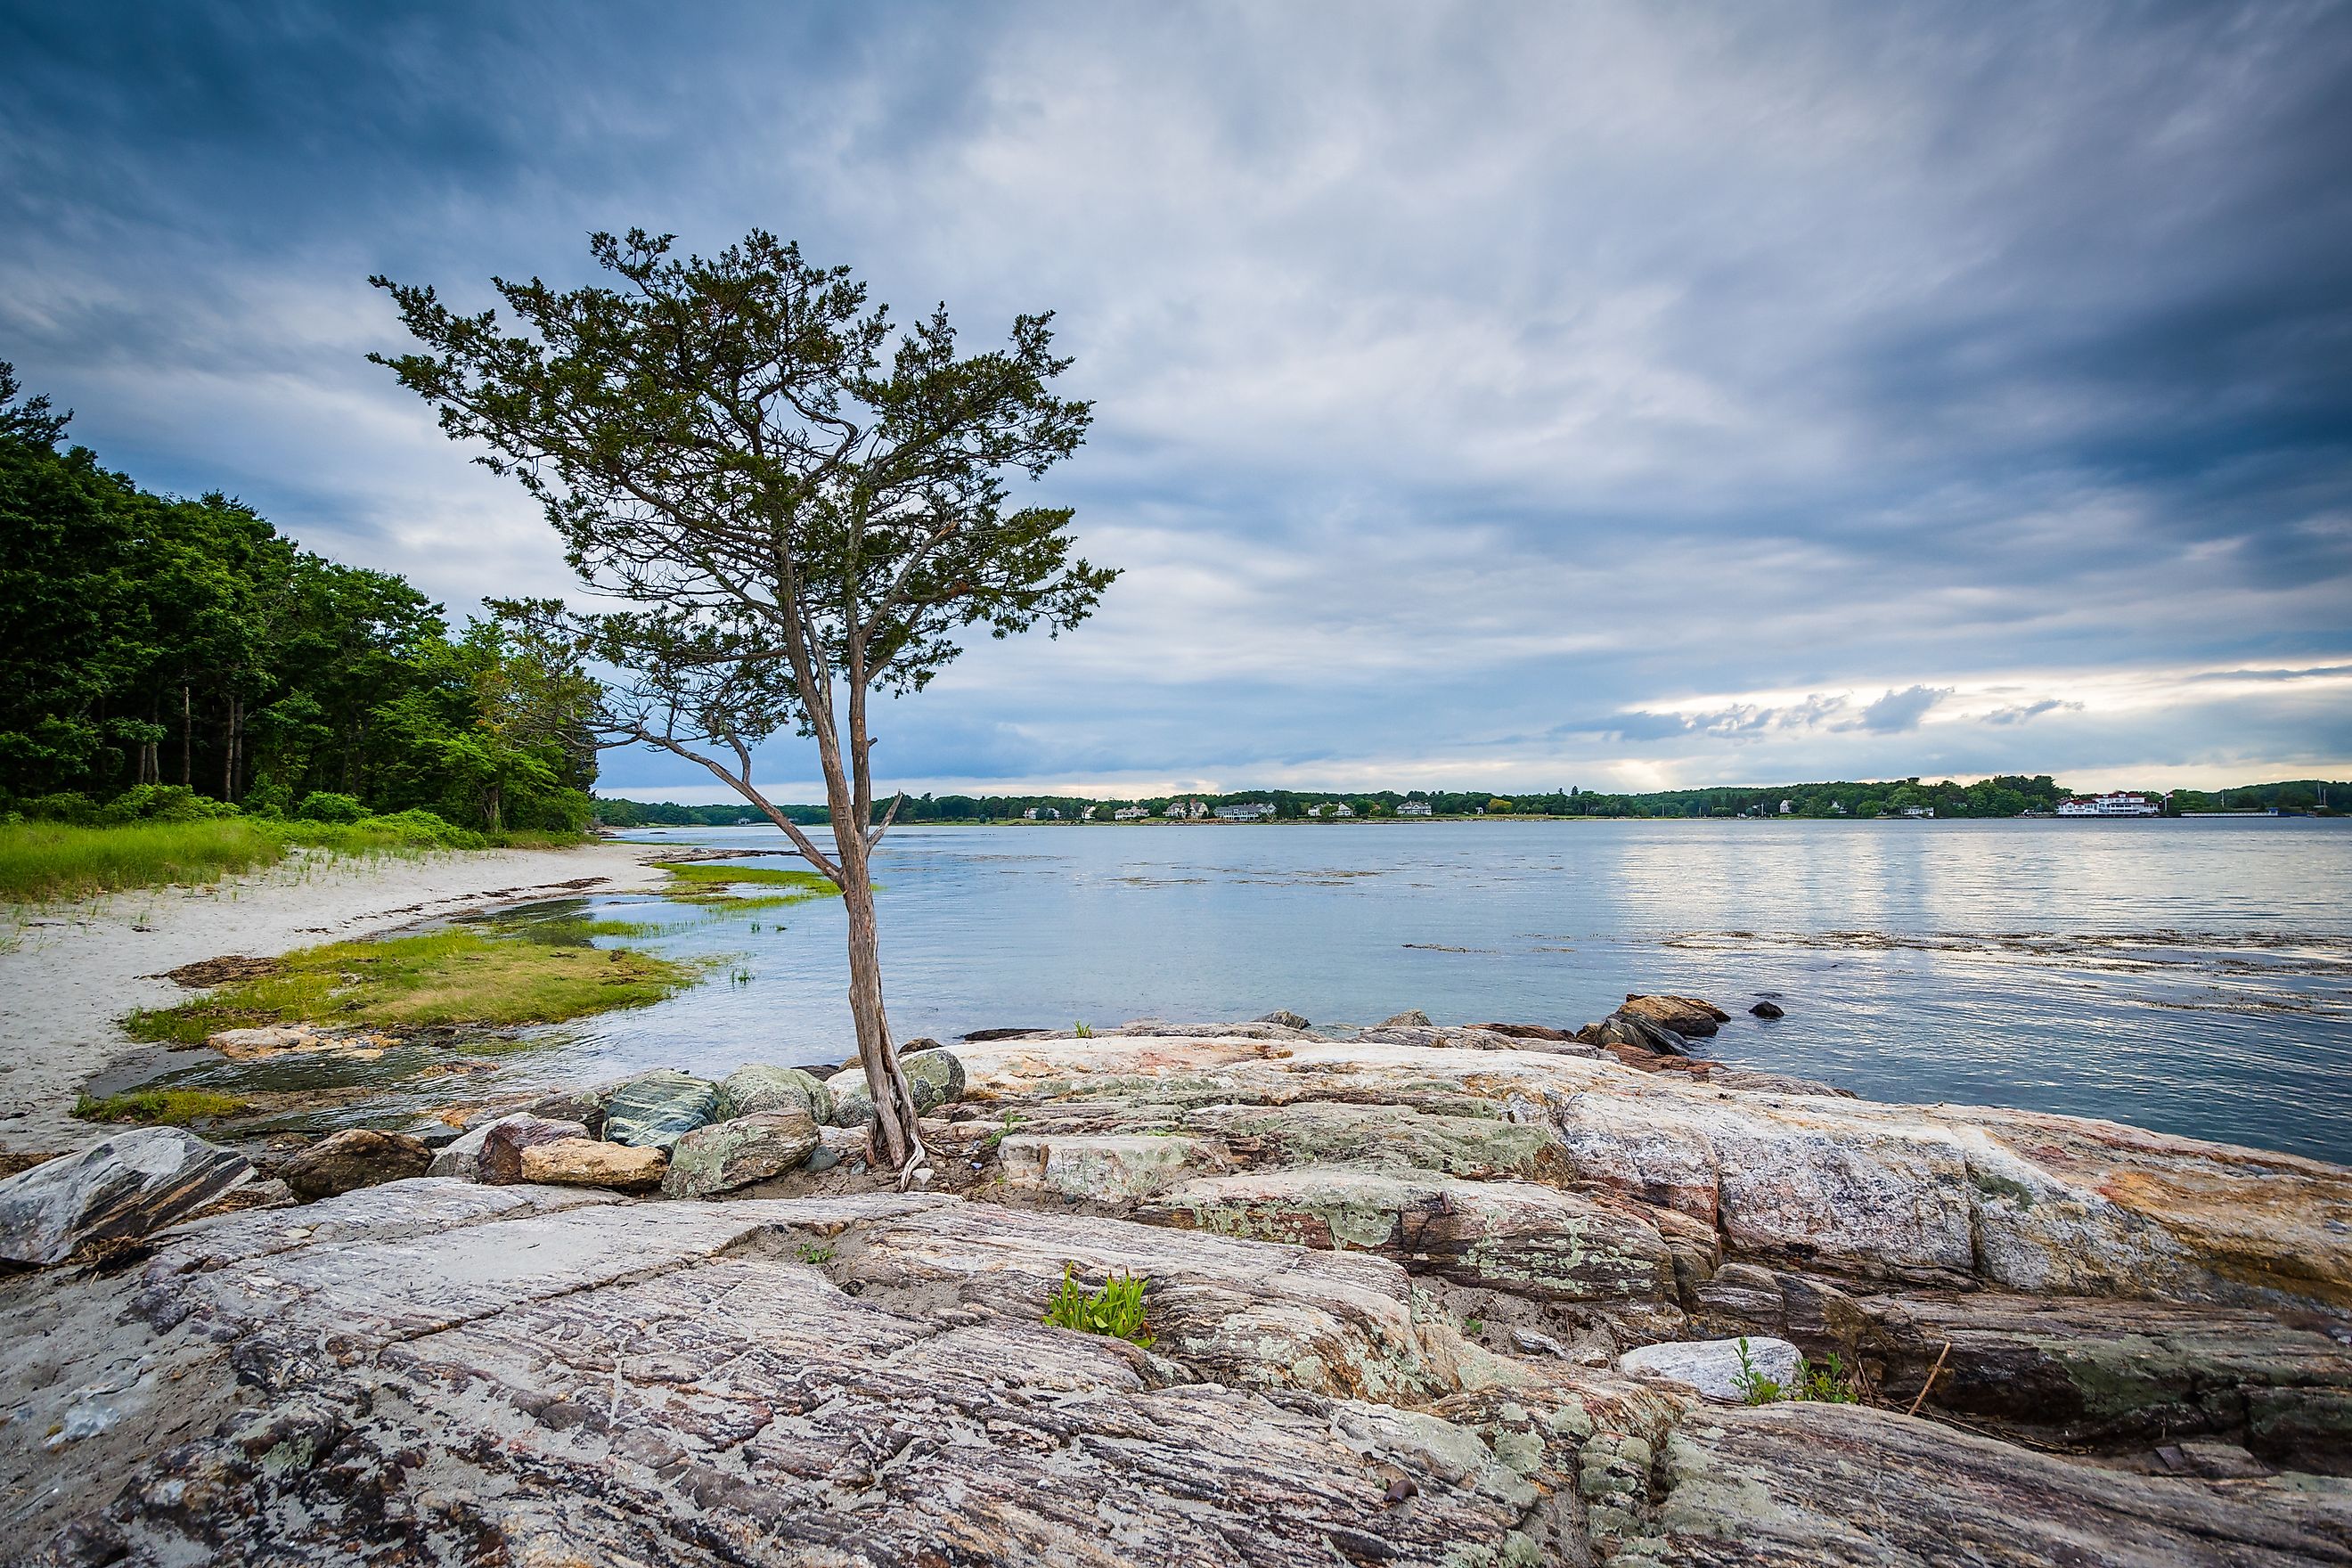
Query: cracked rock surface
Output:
[[6, 1021, 2352, 1564]]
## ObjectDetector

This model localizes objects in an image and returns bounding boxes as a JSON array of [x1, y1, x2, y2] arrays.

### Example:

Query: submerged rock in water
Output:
[[205, 1023, 396, 1061], [661, 1110, 821, 1198], [1751, 999, 1786, 1019], [1617, 1334, 1801, 1401], [713, 1063, 834, 1126], [0, 1129, 249, 1265], [477, 1116, 592, 1185], [275, 1129, 429, 1201], [828, 1050, 968, 1126], [600, 1071, 718, 1152], [518, 1138, 665, 1190]]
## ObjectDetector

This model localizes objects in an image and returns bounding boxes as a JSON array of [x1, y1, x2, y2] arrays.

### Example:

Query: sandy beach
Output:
[[0, 841, 672, 1158]]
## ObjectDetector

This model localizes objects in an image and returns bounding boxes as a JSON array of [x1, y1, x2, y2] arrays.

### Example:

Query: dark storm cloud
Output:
[[4, 1, 2348, 796]]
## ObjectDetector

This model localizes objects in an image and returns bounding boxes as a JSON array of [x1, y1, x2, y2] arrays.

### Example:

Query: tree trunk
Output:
[[827, 797, 926, 1175], [179, 684, 191, 787]]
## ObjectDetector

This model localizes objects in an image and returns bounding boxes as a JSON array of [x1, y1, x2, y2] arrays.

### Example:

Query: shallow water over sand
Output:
[[129, 817, 2352, 1164]]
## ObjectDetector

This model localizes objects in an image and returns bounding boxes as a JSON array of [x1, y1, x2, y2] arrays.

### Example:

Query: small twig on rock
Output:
[[1906, 1341, 1953, 1416]]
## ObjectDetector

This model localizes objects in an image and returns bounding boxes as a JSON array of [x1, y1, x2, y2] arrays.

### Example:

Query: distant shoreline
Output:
[[613, 811, 2347, 829]]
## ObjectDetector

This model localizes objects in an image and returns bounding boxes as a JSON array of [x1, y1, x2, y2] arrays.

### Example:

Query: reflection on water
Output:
[[150, 819, 2352, 1164]]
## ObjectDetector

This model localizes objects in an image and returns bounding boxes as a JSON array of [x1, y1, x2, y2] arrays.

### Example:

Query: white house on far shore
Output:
[[1113, 804, 1149, 821], [2056, 791, 2162, 817], [1164, 799, 1208, 821], [1213, 802, 1276, 821], [1398, 799, 1433, 816]]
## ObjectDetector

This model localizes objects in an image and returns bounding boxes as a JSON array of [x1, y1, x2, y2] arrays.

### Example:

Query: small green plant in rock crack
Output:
[[1463, 1316, 1485, 1337], [795, 1241, 837, 1265], [1042, 1262, 1155, 1347], [1073, 1019, 1093, 1038], [1799, 1350, 1860, 1403], [980, 1108, 1028, 1152], [1735, 1337, 1859, 1406]]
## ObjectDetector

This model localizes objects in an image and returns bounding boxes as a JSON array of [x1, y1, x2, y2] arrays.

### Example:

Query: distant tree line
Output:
[[595, 774, 2347, 826], [2166, 780, 2347, 813], [0, 365, 598, 831]]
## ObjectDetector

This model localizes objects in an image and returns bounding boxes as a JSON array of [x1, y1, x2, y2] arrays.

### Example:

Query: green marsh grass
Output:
[[73, 1088, 251, 1126], [124, 926, 695, 1045], [1, 815, 592, 908], [0, 818, 290, 904], [654, 862, 843, 907]]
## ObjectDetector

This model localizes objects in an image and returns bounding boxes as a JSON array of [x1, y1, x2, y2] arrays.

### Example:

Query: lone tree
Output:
[[372, 231, 1111, 1176]]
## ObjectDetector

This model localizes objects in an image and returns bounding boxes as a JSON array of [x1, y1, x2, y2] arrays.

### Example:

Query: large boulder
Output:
[[526, 1082, 621, 1136], [0, 1129, 250, 1265], [828, 1051, 968, 1126], [661, 1111, 821, 1199], [600, 1072, 719, 1152], [1620, 994, 1728, 1038], [478, 1116, 593, 1185], [276, 1129, 430, 1201], [1601, 1010, 1690, 1056], [426, 1112, 531, 1180], [517, 1139, 666, 1191], [714, 1063, 835, 1126]]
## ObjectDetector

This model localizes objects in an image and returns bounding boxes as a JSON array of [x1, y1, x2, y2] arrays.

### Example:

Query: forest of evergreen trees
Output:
[[0, 365, 597, 832]]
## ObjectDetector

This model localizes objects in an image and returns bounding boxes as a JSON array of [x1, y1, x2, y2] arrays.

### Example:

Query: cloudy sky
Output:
[[5, 2, 2348, 798]]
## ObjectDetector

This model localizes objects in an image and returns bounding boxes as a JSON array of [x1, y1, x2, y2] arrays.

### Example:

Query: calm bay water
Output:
[[484, 816, 2352, 1166], [132, 818, 2352, 1166]]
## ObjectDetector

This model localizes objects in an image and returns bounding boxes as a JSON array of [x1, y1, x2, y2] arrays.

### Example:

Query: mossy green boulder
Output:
[[715, 1064, 835, 1127], [600, 1071, 720, 1152], [827, 1050, 967, 1127], [659, 1110, 821, 1198]]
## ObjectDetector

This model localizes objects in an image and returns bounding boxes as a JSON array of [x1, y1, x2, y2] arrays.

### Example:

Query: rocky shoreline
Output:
[[3, 1001, 2348, 1564]]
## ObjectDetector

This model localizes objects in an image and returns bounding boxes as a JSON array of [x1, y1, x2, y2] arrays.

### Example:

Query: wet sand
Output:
[[0, 842, 672, 1157]]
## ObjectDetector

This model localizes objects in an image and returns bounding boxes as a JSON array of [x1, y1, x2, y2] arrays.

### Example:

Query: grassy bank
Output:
[[123, 925, 693, 1045], [655, 861, 842, 909], [0, 814, 587, 906]]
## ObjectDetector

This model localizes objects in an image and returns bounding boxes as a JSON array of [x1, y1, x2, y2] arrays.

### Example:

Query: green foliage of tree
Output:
[[372, 230, 1111, 1174], [0, 363, 597, 828]]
